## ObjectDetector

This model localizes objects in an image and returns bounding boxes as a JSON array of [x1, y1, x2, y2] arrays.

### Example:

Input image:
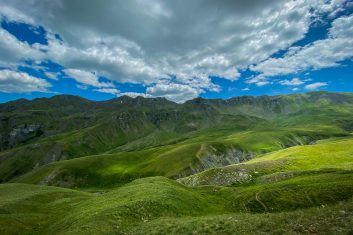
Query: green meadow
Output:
[[1, 92, 353, 234]]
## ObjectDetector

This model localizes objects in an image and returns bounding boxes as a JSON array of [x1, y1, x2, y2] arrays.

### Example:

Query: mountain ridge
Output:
[[1, 91, 353, 234], [3, 90, 353, 106], [1, 91, 353, 185]]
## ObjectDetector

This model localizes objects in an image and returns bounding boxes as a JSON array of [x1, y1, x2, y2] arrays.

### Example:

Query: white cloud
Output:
[[44, 71, 59, 80], [305, 82, 328, 90], [63, 68, 114, 88], [0, 28, 42, 68], [45, 36, 164, 85], [0, 5, 34, 23], [246, 75, 271, 86], [0, 0, 349, 101], [252, 14, 353, 78], [94, 88, 120, 95], [118, 92, 152, 98], [174, 72, 221, 93], [242, 88, 250, 91], [0, 69, 51, 93], [279, 77, 307, 86], [146, 82, 201, 103]]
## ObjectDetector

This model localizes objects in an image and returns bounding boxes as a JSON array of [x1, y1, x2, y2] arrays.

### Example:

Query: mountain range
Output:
[[1, 91, 353, 234]]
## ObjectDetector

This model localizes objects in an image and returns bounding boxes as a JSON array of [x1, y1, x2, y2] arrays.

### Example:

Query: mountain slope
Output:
[[2, 169, 353, 234], [179, 136, 353, 186], [1, 91, 353, 184], [11, 125, 347, 188], [1, 91, 353, 234]]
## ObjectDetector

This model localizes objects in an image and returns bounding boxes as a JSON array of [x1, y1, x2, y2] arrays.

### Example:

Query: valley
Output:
[[1, 91, 353, 234]]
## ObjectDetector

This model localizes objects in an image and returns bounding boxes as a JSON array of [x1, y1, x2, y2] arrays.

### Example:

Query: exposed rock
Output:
[[8, 124, 42, 148], [178, 168, 253, 187], [198, 147, 254, 168], [42, 144, 67, 164], [39, 169, 60, 185], [176, 144, 254, 179], [39, 169, 75, 188]]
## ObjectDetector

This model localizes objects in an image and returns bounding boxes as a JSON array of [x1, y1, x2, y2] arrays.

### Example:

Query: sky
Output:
[[0, 0, 352, 103]]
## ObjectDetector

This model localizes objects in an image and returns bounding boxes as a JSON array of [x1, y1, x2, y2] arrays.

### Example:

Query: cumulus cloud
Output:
[[94, 88, 120, 95], [252, 13, 353, 79], [246, 75, 271, 87], [146, 82, 202, 103], [278, 77, 309, 86], [0, 69, 51, 93], [0, 4, 34, 23], [63, 69, 114, 88], [118, 92, 153, 98], [0, 28, 41, 68], [44, 71, 59, 80], [45, 36, 164, 85], [305, 82, 328, 90], [0, 0, 350, 101]]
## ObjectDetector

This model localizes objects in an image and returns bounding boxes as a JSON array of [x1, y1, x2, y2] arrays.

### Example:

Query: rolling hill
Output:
[[1, 91, 353, 234]]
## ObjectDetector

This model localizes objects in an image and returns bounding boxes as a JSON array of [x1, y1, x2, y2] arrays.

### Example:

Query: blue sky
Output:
[[0, 0, 352, 103]]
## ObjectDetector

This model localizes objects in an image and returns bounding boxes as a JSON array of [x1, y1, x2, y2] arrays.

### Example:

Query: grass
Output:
[[2, 102, 351, 187], [127, 200, 353, 235], [3, 96, 352, 185], [179, 135, 353, 186], [10, 124, 347, 188], [2, 136, 353, 233], [2, 171, 353, 234], [0, 183, 90, 234], [249, 136, 353, 170], [2, 92, 353, 234]]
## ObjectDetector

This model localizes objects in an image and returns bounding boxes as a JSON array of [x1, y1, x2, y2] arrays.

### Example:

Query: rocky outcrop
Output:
[[199, 147, 254, 168], [178, 168, 253, 187], [176, 144, 254, 179], [42, 143, 68, 165], [8, 124, 42, 148]]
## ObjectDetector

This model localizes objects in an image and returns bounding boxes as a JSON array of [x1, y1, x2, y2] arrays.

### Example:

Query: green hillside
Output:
[[2, 160, 353, 234], [1, 91, 353, 234], [179, 136, 353, 186], [12, 125, 347, 188]]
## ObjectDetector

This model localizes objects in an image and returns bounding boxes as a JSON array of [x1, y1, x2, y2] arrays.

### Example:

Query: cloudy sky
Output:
[[0, 0, 353, 103]]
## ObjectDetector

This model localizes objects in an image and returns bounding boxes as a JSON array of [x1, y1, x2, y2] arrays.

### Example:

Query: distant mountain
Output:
[[1, 91, 353, 184], [2, 91, 353, 234]]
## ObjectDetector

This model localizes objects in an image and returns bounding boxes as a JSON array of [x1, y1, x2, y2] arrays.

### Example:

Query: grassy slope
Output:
[[0, 183, 90, 234], [2, 136, 353, 234], [128, 200, 353, 235], [11, 123, 347, 188], [1, 172, 353, 234], [179, 136, 353, 186], [1, 92, 353, 234], [2, 92, 353, 184]]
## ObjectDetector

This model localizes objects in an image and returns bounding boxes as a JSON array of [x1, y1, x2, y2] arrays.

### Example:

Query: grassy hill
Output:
[[179, 136, 353, 186], [2, 91, 353, 184], [1, 161, 353, 234], [11, 125, 348, 188], [1, 91, 353, 234]]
